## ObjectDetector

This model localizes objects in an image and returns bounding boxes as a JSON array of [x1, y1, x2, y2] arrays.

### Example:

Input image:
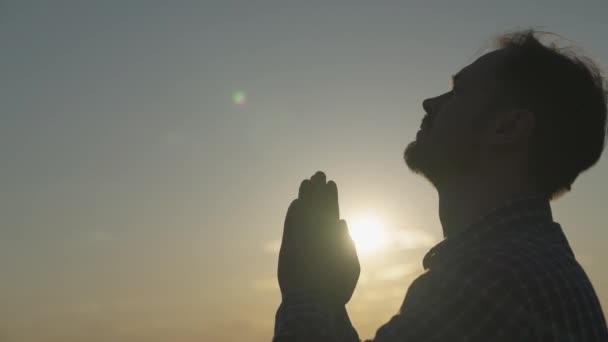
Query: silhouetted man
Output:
[[273, 30, 608, 341]]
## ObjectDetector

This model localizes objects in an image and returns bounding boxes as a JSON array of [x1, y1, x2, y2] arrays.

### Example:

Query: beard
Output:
[[404, 140, 428, 174], [404, 136, 454, 188], [403, 139, 438, 187], [404, 135, 480, 190]]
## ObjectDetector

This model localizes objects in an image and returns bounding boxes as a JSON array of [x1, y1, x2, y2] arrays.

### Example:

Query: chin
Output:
[[403, 140, 425, 174], [403, 140, 437, 184]]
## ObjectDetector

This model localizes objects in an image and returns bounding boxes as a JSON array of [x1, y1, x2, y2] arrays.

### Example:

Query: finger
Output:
[[310, 171, 326, 199], [339, 219, 358, 255], [298, 179, 313, 223], [338, 220, 353, 244], [311, 170, 326, 185], [282, 199, 301, 241], [309, 171, 327, 214], [284, 198, 300, 226], [325, 180, 340, 221], [298, 179, 311, 201], [338, 219, 350, 236]]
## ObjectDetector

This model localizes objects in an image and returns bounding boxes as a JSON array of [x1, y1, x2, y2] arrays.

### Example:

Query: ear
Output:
[[486, 109, 535, 146]]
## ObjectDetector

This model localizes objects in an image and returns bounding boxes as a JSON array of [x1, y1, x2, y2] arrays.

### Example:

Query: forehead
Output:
[[455, 48, 512, 84]]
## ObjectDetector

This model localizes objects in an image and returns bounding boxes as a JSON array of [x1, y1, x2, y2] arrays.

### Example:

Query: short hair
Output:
[[494, 30, 607, 200]]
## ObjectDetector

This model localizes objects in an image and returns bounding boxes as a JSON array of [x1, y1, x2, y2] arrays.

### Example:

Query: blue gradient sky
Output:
[[1, 1, 607, 341]]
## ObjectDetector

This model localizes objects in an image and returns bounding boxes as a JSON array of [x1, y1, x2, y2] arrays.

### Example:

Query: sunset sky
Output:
[[1, 1, 607, 341]]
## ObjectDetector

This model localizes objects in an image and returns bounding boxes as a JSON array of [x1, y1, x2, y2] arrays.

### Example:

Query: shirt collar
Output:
[[422, 194, 553, 270]]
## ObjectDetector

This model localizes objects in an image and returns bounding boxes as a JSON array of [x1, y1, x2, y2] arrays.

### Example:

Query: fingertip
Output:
[[311, 170, 326, 184], [283, 198, 301, 238], [299, 179, 311, 199], [287, 198, 299, 210], [285, 198, 300, 219], [327, 180, 337, 191], [326, 180, 338, 197]]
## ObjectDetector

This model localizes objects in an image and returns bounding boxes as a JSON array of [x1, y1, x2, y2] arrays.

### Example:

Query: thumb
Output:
[[338, 219, 356, 249]]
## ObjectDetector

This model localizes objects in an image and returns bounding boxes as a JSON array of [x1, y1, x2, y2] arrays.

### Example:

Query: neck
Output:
[[437, 175, 541, 238]]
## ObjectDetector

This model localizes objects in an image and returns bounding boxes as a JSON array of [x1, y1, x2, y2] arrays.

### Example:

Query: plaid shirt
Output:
[[274, 196, 608, 341]]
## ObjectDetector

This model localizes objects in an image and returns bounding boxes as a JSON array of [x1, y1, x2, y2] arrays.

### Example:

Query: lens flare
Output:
[[232, 91, 247, 105]]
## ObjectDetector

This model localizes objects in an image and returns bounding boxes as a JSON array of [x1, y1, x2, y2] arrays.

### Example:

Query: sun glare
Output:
[[347, 213, 389, 254]]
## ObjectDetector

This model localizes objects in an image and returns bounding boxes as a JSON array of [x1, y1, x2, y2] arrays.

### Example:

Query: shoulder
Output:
[[470, 223, 600, 316]]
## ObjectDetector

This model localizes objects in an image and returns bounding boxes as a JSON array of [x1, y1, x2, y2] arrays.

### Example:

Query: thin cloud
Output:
[[375, 263, 420, 281], [389, 229, 438, 251], [357, 285, 408, 302]]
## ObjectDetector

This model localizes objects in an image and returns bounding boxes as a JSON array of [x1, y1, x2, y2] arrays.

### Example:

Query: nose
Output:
[[422, 92, 450, 115], [422, 96, 438, 114]]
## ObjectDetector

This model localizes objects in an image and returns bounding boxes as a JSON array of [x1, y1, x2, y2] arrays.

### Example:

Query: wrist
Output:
[[275, 292, 357, 341], [282, 290, 346, 308]]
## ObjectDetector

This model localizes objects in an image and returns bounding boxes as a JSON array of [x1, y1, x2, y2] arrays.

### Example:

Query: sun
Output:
[[347, 213, 389, 254]]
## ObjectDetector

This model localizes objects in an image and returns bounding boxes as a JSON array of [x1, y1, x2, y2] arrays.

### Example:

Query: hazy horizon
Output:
[[1, 1, 607, 341]]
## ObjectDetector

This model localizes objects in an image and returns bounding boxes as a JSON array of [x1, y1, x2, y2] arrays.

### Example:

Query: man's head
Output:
[[404, 30, 607, 200]]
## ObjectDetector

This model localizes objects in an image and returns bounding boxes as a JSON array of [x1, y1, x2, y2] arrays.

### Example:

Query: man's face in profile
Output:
[[404, 49, 510, 186]]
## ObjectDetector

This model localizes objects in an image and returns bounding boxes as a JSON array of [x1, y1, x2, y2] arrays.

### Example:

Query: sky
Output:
[[1, 1, 607, 341]]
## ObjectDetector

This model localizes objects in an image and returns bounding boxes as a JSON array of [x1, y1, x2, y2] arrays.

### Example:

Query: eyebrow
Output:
[[451, 72, 462, 85]]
